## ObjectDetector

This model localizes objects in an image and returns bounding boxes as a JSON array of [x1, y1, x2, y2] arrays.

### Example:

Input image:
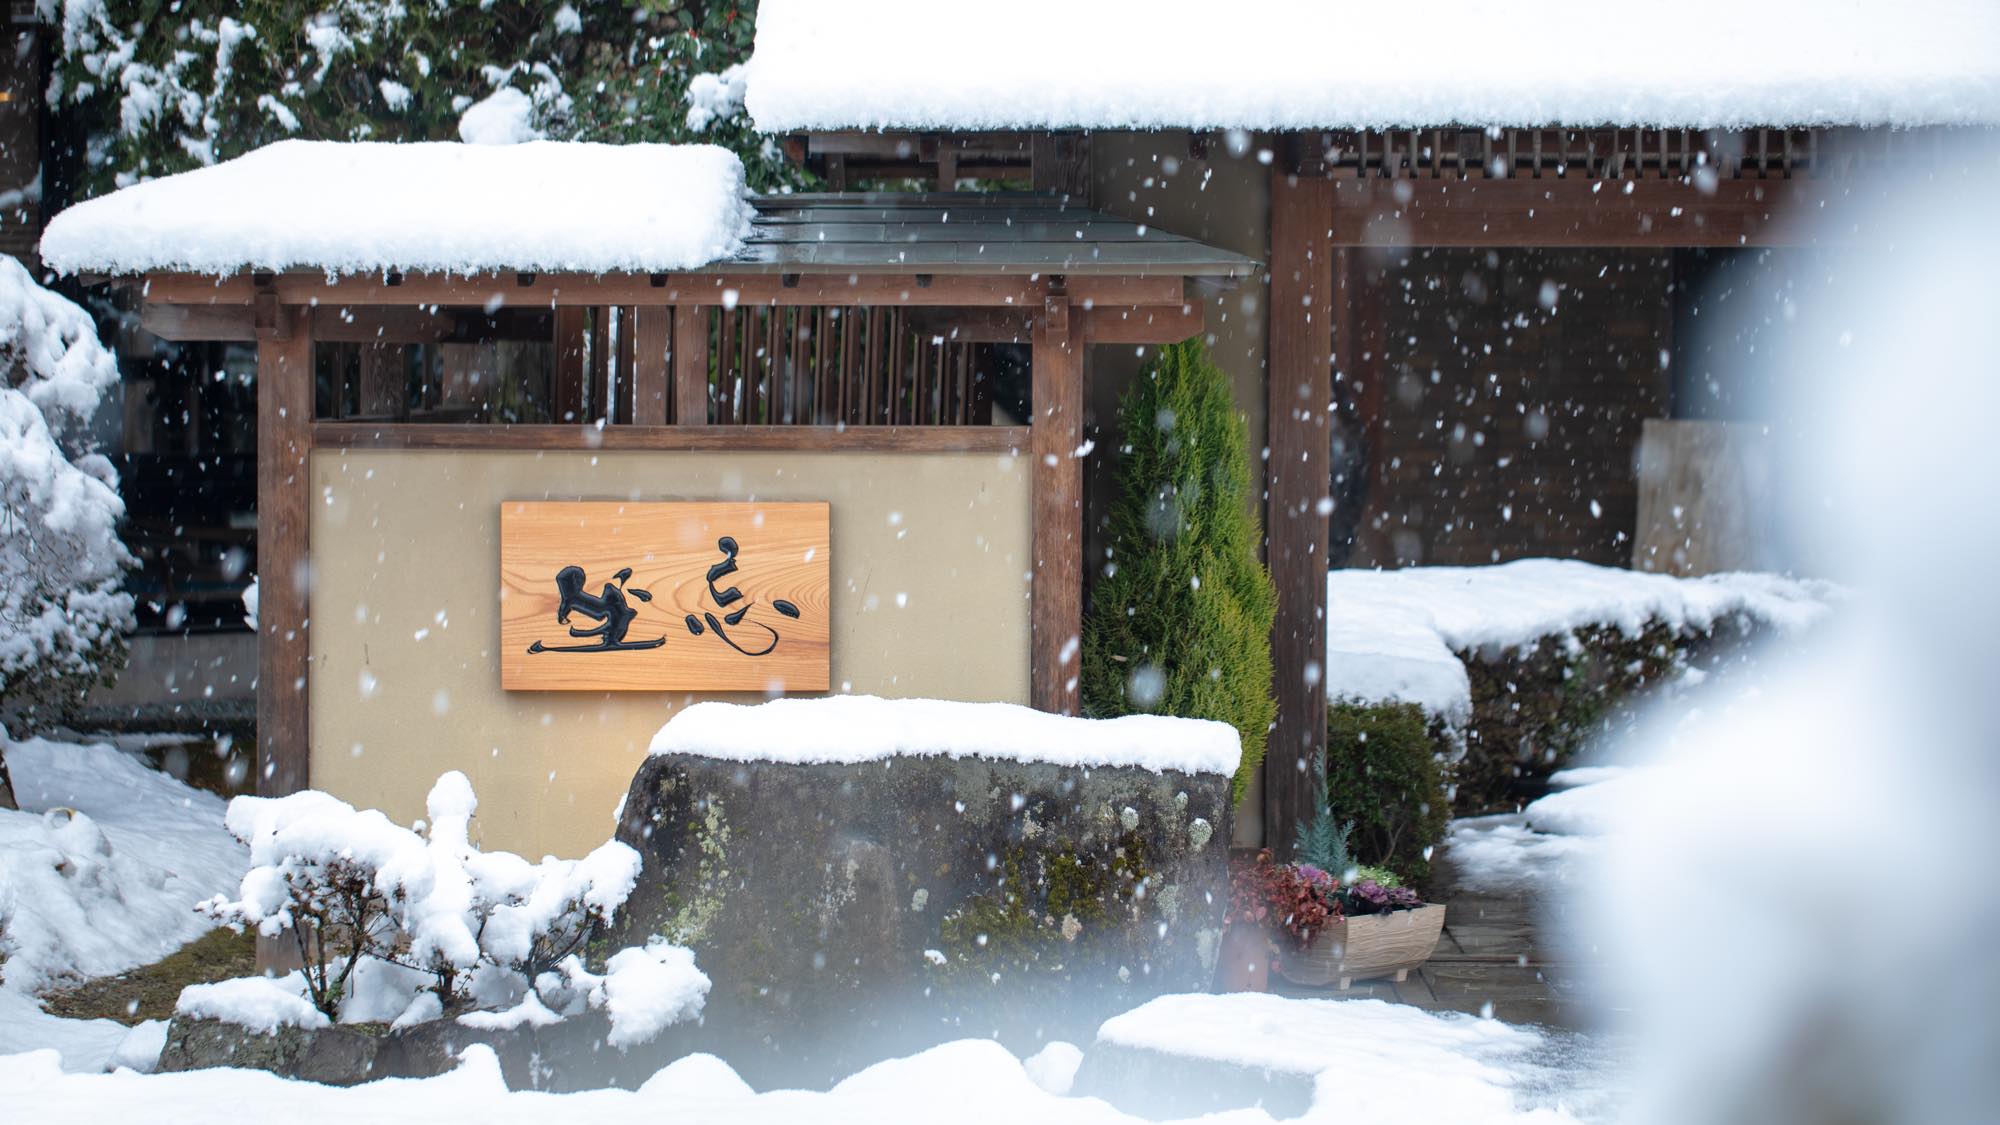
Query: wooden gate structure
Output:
[[116, 190, 1255, 797]]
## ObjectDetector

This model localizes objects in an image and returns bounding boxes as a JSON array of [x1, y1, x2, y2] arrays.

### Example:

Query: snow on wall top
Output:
[[747, 0, 2000, 132], [38, 141, 755, 278], [649, 695, 1242, 776], [1325, 560, 1836, 721]]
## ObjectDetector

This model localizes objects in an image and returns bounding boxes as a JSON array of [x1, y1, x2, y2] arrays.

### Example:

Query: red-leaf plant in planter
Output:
[[1220, 815, 1447, 992]]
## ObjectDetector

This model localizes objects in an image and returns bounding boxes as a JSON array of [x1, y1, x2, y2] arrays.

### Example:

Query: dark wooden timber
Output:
[[671, 305, 708, 426], [1265, 168, 1335, 857], [310, 422, 1029, 453], [553, 307, 587, 423], [633, 305, 671, 426], [1029, 295, 1083, 715], [255, 305, 314, 798], [1324, 177, 1844, 248]]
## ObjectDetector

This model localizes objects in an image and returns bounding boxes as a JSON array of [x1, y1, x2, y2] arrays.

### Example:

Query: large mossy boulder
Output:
[[604, 698, 1237, 1088]]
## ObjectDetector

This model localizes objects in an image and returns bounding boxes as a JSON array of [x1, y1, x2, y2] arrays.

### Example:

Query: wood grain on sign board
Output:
[[500, 501, 830, 693]]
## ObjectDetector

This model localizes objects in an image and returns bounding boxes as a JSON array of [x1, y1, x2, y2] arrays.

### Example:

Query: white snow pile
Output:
[[650, 695, 1242, 776], [192, 772, 706, 1046], [38, 140, 756, 278], [0, 733, 246, 994], [1098, 993, 1593, 1121], [0, 999, 1612, 1123], [0, 256, 132, 701], [747, 0, 2000, 131], [457, 88, 542, 145], [1324, 559, 1833, 723]]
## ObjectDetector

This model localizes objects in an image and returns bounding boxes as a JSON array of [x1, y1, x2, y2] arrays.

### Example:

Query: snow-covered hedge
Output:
[[1324, 560, 1836, 814], [0, 257, 131, 726], [196, 772, 707, 1044]]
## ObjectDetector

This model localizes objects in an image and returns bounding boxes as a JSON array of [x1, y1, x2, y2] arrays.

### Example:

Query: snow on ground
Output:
[[0, 733, 244, 1070], [1100, 993, 1597, 1122], [38, 140, 755, 278], [747, 0, 2000, 132], [651, 695, 1242, 776], [1325, 560, 1833, 722], [1, 997, 1616, 1123], [0, 734, 245, 991]]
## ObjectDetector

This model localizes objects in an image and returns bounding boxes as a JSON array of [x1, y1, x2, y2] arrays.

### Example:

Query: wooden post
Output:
[[255, 301, 313, 798], [673, 305, 709, 425], [553, 307, 587, 422], [633, 306, 671, 425], [587, 307, 610, 423], [1265, 167, 1335, 855], [1030, 293, 1083, 714]]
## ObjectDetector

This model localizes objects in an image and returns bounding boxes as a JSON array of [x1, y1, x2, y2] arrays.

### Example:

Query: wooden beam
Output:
[[310, 422, 1028, 453], [140, 271, 1189, 311], [908, 304, 1206, 346], [1265, 169, 1335, 854], [552, 308, 587, 423], [1032, 132, 1093, 200], [1029, 295, 1084, 715], [1326, 176, 1843, 248], [672, 306, 710, 425], [632, 306, 671, 426], [256, 305, 314, 799]]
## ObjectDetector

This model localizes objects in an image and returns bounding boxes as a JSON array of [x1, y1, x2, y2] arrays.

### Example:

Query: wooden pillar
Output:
[[553, 307, 587, 422], [1265, 167, 1335, 854], [633, 306, 671, 425], [587, 307, 610, 423], [255, 300, 313, 798], [1030, 294, 1083, 714], [672, 306, 709, 425]]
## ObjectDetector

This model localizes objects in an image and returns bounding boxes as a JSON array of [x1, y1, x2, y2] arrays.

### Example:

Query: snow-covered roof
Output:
[[650, 695, 1242, 776], [38, 141, 756, 278], [747, 0, 2000, 132]]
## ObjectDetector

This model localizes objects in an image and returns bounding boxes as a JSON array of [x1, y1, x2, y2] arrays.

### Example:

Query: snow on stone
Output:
[[1097, 993, 1575, 1120], [0, 1006, 1610, 1122], [39, 140, 755, 278], [748, 0, 2000, 132], [175, 976, 330, 1035], [1326, 560, 1834, 722], [0, 734, 245, 993], [595, 944, 711, 1050], [649, 695, 1243, 776]]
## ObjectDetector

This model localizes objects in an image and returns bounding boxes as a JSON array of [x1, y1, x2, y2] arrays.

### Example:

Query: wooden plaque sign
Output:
[[500, 501, 830, 692]]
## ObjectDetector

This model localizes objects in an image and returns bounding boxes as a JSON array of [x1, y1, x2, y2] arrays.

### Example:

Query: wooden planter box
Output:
[[1274, 904, 1446, 990]]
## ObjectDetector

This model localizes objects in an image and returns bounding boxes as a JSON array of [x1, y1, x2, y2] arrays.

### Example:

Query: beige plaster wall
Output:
[[308, 448, 1031, 859]]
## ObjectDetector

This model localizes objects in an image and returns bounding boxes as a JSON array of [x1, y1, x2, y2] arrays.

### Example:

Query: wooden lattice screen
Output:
[[1308, 126, 1945, 180], [705, 305, 992, 427]]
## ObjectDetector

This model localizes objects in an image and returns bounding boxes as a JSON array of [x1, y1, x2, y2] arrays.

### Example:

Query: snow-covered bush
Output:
[[199, 771, 705, 1043], [0, 256, 131, 730]]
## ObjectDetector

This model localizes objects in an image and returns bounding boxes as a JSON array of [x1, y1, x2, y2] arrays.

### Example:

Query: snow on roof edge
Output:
[[648, 695, 1242, 776], [39, 140, 756, 279], [746, 0, 2000, 134]]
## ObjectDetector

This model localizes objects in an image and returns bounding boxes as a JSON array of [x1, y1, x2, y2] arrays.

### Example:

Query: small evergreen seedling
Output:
[[1081, 340, 1276, 803], [1294, 804, 1356, 879]]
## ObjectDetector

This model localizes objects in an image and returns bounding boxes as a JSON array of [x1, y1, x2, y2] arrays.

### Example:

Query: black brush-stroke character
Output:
[[681, 536, 802, 657], [527, 565, 666, 654]]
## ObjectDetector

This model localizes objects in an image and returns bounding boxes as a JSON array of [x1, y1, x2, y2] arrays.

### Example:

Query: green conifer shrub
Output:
[[1324, 702, 1450, 884], [1081, 340, 1275, 804]]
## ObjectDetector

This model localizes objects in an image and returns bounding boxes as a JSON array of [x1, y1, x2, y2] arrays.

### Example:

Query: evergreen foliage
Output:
[[37, 1, 805, 199], [1292, 804, 1355, 876], [1324, 702, 1450, 884], [1081, 339, 1276, 804]]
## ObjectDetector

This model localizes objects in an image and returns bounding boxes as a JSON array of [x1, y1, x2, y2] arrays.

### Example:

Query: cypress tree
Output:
[[1082, 340, 1276, 803]]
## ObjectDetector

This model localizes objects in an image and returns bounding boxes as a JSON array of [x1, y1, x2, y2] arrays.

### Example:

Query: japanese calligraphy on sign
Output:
[[500, 502, 830, 692]]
